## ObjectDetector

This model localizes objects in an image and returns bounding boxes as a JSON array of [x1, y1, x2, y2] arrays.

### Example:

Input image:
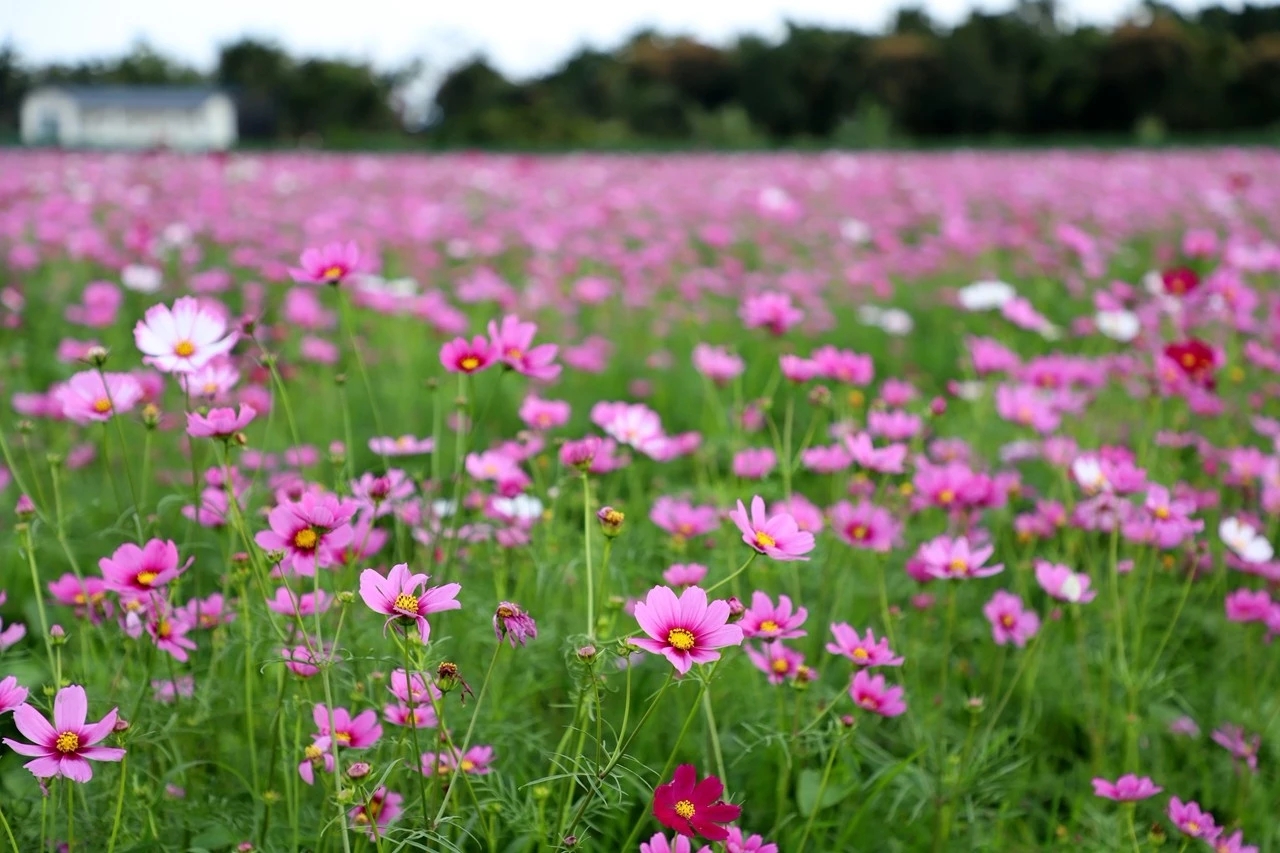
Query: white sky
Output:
[[2, 0, 1242, 80]]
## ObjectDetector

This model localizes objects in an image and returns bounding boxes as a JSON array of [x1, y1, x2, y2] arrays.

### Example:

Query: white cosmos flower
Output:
[[431, 499, 458, 518], [957, 280, 1016, 311], [1071, 456, 1110, 493], [1220, 517, 1274, 564], [121, 264, 162, 293], [1060, 574, 1084, 603], [878, 308, 914, 336], [839, 218, 871, 244], [952, 380, 985, 401], [491, 494, 543, 521], [1096, 309, 1140, 342]]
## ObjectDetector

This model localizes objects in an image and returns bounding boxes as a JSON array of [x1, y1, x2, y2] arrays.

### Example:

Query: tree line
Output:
[[3, 1, 1280, 148]]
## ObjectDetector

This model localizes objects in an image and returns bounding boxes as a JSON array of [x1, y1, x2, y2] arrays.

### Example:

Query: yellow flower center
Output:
[[323, 265, 344, 281], [293, 528, 319, 550], [304, 744, 323, 761], [667, 627, 696, 651], [899, 482, 914, 497], [858, 696, 878, 710], [851, 525, 868, 540], [496, 605, 515, 620], [1000, 615, 1015, 628], [1187, 821, 1200, 834], [852, 647, 869, 661], [203, 382, 219, 394], [771, 658, 790, 674], [174, 340, 196, 357], [394, 592, 420, 613], [1181, 353, 1197, 368], [335, 732, 351, 745], [759, 619, 779, 633], [55, 731, 80, 754], [92, 398, 113, 414], [460, 759, 476, 772], [755, 530, 776, 548], [156, 620, 173, 639], [1154, 506, 1170, 520], [505, 347, 522, 360], [135, 570, 158, 586], [1017, 406, 1033, 424], [949, 558, 969, 575], [459, 356, 480, 371], [938, 489, 955, 505], [73, 593, 87, 604], [674, 800, 696, 819]]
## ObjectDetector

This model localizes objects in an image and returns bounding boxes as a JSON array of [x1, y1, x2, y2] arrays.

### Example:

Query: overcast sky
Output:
[[2, 0, 1242, 79]]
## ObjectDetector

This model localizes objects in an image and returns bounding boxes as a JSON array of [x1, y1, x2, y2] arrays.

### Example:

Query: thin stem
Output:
[[705, 551, 758, 595], [402, 637, 432, 821], [700, 678, 727, 785], [0, 799, 19, 853], [582, 473, 595, 640], [432, 641, 504, 826], [18, 525, 55, 675], [795, 726, 849, 853]]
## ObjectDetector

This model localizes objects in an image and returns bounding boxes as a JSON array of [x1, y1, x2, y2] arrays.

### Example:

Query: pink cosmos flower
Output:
[[663, 563, 708, 587], [348, 787, 402, 839], [493, 601, 537, 647], [254, 492, 358, 576], [740, 291, 803, 336], [267, 587, 332, 618], [1211, 724, 1260, 772], [1091, 775, 1162, 800], [1034, 561, 1097, 603], [99, 539, 188, 596], [745, 641, 805, 684], [866, 409, 921, 441], [983, 591, 1041, 647], [1142, 485, 1203, 548], [916, 535, 1003, 580], [1167, 797, 1217, 840], [0, 675, 28, 714], [779, 354, 821, 383], [1, 684, 125, 782], [650, 497, 720, 540], [812, 346, 874, 385], [641, 833, 712, 853], [801, 444, 852, 473], [186, 404, 256, 439], [368, 435, 435, 456], [147, 606, 198, 661], [358, 563, 461, 643], [732, 448, 777, 479], [421, 745, 496, 776], [844, 432, 908, 474], [693, 344, 745, 385], [0, 592, 25, 650], [46, 575, 112, 623], [290, 241, 361, 285], [134, 297, 239, 374], [440, 335, 497, 374], [179, 360, 240, 402], [593, 401, 666, 456], [488, 315, 561, 380], [725, 827, 778, 853], [311, 704, 383, 753], [350, 470, 414, 516], [1211, 830, 1259, 853], [728, 496, 814, 561], [55, 371, 144, 424], [826, 625, 903, 666], [520, 395, 571, 430], [739, 591, 807, 640], [1224, 589, 1271, 623], [830, 500, 900, 552], [653, 763, 742, 841], [631, 585, 743, 675], [995, 384, 1061, 433], [849, 669, 907, 717]]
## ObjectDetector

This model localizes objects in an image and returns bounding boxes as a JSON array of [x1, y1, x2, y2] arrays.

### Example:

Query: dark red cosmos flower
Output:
[[652, 764, 741, 841], [1164, 339, 1217, 387], [1160, 267, 1200, 297]]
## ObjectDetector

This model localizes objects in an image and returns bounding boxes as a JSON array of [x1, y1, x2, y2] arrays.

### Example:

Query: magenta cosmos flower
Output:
[[488, 314, 561, 381], [0, 675, 29, 714], [830, 500, 900, 552], [54, 371, 144, 424], [368, 434, 435, 456], [1167, 797, 1218, 840], [641, 832, 712, 853], [916, 535, 1003, 580], [290, 241, 361, 285], [653, 764, 742, 841], [99, 538, 189, 596], [1091, 775, 1162, 801], [632, 585, 743, 675], [849, 669, 907, 717], [1034, 560, 1097, 603], [186, 404, 256, 439], [254, 492, 358, 576], [827, 624, 903, 666], [358, 563, 461, 643], [440, 335, 497, 374], [982, 591, 1041, 647], [133, 297, 239, 374], [348, 786, 402, 839], [729, 496, 814, 561], [2, 684, 125, 782], [739, 591, 807, 640]]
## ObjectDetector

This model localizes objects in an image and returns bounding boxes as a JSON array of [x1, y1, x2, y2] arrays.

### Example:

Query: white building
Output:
[[20, 86, 237, 151]]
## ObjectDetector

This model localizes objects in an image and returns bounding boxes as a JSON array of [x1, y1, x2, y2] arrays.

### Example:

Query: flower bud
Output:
[[597, 506, 625, 538], [347, 762, 371, 779], [142, 403, 161, 429], [15, 494, 36, 520], [83, 346, 110, 367], [726, 596, 745, 621], [575, 645, 598, 663], [807, 384, 832, 407], [435, 661, 461, 693]]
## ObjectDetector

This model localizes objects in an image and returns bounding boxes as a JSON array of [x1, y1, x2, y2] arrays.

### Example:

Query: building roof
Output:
[[36, 86, 225, 109]]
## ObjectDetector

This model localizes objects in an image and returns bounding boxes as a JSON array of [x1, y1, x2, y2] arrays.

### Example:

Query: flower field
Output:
[[1, 148, 1279, 852]]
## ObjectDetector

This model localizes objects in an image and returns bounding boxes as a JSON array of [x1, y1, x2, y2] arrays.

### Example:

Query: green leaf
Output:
[[796, 767, 853, 816]]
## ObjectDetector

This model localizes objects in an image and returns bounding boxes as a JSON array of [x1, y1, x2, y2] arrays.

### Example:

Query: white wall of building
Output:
[[20, 88, 237, 151]]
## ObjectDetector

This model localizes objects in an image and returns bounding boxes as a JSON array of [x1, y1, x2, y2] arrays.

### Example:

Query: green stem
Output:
[[700, 679, 727, 785], [795, 726, 849, 853], [432, 641, 504, 826], [402, 637, 432, 821], [705, 551, 758, 594], [17, 525, 55, 675], [582, 473, 595, 639], [0, 799, 20, 853]]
